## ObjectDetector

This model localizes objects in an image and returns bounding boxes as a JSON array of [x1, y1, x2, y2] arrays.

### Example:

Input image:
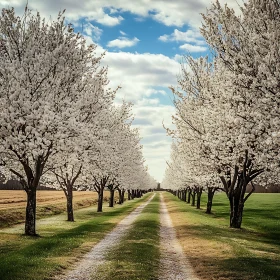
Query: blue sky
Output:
[[1, 0, 242, 182]]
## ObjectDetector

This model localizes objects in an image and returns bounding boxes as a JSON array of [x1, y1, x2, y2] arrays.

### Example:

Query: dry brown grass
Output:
[[0, 190, 106, 209], [170, 215, 236, 280], [0, 190, 114, 228], [164, 194, 251, 280]]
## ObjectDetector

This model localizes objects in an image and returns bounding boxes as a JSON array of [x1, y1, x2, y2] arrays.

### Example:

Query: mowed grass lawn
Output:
[[0, 190, 114, 228], [0, 193, 152, 280], [163, 192, 280, 280]]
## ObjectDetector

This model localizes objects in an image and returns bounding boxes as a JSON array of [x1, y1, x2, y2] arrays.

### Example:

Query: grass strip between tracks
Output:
[[93, 193, 160, 280]]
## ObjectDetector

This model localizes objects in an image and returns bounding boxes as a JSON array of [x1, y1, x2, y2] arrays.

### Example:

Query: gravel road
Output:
[[159, 193, 199, 280], [57, 194, 155, 280], [56, 192, 198, 280]]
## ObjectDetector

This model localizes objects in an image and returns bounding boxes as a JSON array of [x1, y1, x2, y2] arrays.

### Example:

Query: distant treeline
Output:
[[246, 184, 280, 193], [0, 180, 52, 190], [1, 180, 280, 193]]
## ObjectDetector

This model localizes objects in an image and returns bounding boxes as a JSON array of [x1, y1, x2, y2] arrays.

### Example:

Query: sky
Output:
[[0, 0, 242, 182]]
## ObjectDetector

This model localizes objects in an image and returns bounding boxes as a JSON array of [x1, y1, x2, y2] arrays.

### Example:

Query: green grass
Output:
[[94, 193, 161, 280], [205, 192, 280, 243], [0, 194, 153, 280], [164, 192, 280, 280]]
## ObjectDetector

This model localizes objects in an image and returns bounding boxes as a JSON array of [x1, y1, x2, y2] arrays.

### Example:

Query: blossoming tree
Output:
[[0, 7, 106, 235]]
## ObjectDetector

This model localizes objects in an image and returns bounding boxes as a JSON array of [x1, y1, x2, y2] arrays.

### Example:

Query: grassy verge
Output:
[[94, 193, 160, 280], [0, 194, 152, 280], [163, 192, 280, 280]]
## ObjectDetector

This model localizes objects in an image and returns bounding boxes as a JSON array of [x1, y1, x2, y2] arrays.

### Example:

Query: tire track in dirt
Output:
[[57, 193, 155, 280], [159, 193, 199, 280]]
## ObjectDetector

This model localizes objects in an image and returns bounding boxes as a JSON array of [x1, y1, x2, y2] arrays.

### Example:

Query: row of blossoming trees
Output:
[[162, 0, 280, 228], [0, 7, 156, 236]]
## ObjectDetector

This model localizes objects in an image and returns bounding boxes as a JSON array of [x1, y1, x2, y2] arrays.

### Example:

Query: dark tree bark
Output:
[[65, 187, 74, 221], [25, 188, 37, 235], [206, 187, 215, 214], [128, 190, 131, 200], [205, 187, 223, 214], [196, 187, 203, 209], [10, 152, 51, 236], [191, 187, 196, 206], [182, 188, 187, 202], [220, 150, 264, 228], [109, 189, 115, 207], [93, 176, 109, 212], [55, 165, 82, 222], [97, 188, 104, 212], [187, 187, 191, 203], [121, 189, 125, 203], [177, 190, 180, 199], [131, 189, 135, 199], [107, 183, 119, 207], [117, 188, 121, 204], [117, 188, 125, 204]]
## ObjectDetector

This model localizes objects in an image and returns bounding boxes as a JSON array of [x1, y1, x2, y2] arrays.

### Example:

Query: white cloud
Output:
[[173, 54, 183, 62], [96, 14, 123, 26], [150, 0, 243, 28], [83, 23, 102, 41], [4, 0, 244, 30], [145, 89, 167, 97], [137, 98, 160, 106], [152, 12, 185, 27], [109, 8, 119, 14], [134, 17, 145, 22], [107, 37, 140, 48], [132, 104, 175, 182], [120, 30, 127, 36], [99, 51, 179, 181], [159, 29, 205, 45], [102, 51, 180, 103], [179, 43, 207, 53]]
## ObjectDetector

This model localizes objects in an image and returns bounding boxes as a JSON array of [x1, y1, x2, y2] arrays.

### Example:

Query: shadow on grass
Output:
[[167, 194, 280, 246], [0, 195, 151, 280], [192, 255, 280, 280], [164, 193, 280, 280]]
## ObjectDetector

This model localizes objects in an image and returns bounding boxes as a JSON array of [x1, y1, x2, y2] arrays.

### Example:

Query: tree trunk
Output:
[[121, 189, 125, 204], [196, 188, 202, 209], [97, 188, 104, 212], [191, 190, 196, 206], [182, 189, 187, 202], [109, 189, 115, 207], [66, 187, 74, 221], [131, 189, 135, 199], [206, 188, 214, 214], [219, 151, 263, 229], [25, 188, 37, 236], [117, 188, 122, 204], [128, 190, 131, 200], [187, 189, 191, 203], [229, 196, 244, 228]]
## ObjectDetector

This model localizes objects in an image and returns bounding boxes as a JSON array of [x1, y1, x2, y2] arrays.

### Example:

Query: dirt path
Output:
[[57, 193, 155, 280], [159, 193, 199, 280]]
